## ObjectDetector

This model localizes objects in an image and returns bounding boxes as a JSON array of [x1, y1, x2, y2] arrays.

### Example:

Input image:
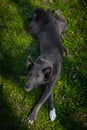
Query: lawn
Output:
[[0, 0, 87, 130]]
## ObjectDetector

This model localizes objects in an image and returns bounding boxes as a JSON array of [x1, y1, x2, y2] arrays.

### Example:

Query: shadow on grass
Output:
[[0, 85, 29, 130], [11, 0, 34, 29], [0, 0, 38, 82], [79, 0, 87, 9], [0, 1, 36, 129]]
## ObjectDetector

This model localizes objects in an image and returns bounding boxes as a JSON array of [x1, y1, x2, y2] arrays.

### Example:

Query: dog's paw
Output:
[[28, 112, 36, 124], [49, 108, 56, 121]]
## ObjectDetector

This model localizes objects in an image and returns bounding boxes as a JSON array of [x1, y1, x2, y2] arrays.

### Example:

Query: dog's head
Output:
[[24, 56, 53, 92]]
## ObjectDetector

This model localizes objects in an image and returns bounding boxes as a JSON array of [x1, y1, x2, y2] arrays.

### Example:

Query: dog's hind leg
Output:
[[48, 94, 56, 121]]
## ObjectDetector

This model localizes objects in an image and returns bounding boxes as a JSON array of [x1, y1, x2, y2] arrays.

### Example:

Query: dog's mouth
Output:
[[24, 87, 32, 92]]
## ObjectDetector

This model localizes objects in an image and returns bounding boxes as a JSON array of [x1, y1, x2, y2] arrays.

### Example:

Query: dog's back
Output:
[[27, 8, 66, 57], [37, 18, 64, 57]]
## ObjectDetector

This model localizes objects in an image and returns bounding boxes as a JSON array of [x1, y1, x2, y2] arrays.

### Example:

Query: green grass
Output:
[[0, 0, 87, 130]]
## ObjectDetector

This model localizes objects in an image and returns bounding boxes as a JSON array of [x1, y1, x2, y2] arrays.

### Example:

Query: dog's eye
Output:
[[36, 74, 40, 79]]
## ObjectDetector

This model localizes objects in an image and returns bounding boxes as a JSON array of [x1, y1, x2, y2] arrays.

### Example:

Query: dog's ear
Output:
[[27, 56, 35, 70], [55, 10, 68, 34], [43, 66, 52, 81]]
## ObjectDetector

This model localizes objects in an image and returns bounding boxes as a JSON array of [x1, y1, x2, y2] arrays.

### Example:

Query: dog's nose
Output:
[[24, 83, 31, 92], [25, 83, 29, 89]]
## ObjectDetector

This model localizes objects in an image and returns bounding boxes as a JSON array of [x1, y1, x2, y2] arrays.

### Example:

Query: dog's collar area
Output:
[[35, 57, 52, 67], [40, 58, 52, 67]]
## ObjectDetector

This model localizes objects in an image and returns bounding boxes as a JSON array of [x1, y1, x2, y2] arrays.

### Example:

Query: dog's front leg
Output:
[[28, 78, 57, 124]]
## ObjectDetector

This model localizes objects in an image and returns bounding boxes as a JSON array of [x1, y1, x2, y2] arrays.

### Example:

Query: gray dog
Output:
[[25, 8, 67, 124]]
